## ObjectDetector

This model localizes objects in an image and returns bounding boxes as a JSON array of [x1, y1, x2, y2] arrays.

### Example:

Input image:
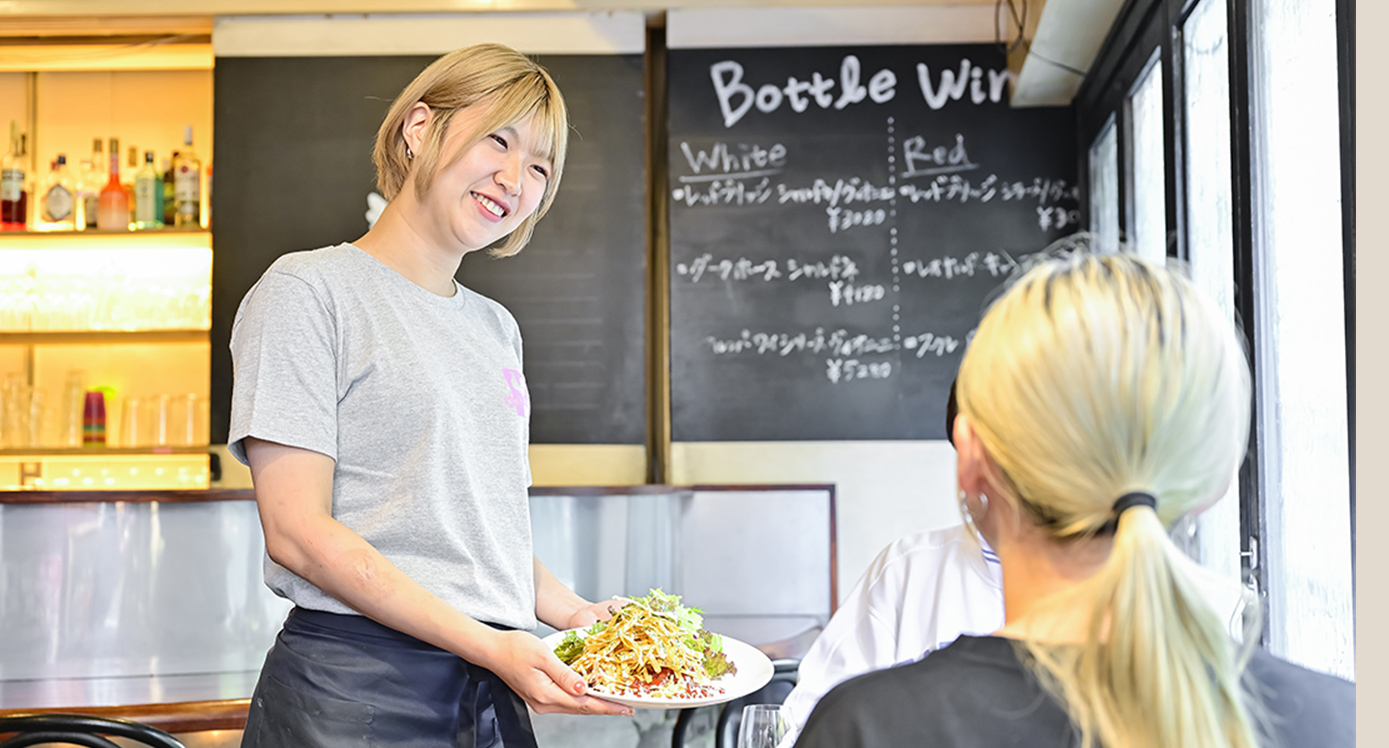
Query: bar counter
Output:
[[0, 489, 255, 504], [1, 484, 836, 738]]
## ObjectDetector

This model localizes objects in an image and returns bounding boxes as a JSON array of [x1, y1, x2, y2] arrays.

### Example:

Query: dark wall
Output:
[[211, 54, 647, 446]]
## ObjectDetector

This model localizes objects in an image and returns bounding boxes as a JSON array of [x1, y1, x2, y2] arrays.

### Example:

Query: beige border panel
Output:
[[210, 444, 648, 488], [0, 41, 212, 72], [529, 444, 647, 486], [667, 6, 1001, 49], [212, 13, 646, 57]]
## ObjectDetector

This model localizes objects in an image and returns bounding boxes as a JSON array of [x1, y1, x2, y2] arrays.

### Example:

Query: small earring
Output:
[[406, 145, 414, 160], [978, 492, 990, 515]]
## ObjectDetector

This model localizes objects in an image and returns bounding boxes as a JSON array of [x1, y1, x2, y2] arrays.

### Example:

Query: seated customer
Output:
[[795, 251, 1354, 748], [779, 383, 1004, 734]]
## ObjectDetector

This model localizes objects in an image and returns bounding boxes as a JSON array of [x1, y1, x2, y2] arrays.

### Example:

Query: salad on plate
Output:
[[552, 589, 738, 700]]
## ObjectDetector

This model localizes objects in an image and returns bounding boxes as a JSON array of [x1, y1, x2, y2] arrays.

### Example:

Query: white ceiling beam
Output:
[[1009, 0, 1126, 107]]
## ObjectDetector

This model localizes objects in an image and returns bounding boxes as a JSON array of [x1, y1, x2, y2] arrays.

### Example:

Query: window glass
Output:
[[1088, 118, 1119, 254], [1129, 59, 1166, 263], [1182, 0, 1242, 589], [1250, 0, 1353, 679]]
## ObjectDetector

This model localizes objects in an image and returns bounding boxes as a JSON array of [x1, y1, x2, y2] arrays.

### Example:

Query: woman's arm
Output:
[[245, 437, 631, 716], [533, 557, 623, 631]]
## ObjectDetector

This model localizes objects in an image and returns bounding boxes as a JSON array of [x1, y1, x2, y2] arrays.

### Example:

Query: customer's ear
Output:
[[954, 414, 988, 496]]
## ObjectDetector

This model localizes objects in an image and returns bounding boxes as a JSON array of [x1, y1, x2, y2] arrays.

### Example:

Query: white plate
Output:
[[542, 629, 774, 709]]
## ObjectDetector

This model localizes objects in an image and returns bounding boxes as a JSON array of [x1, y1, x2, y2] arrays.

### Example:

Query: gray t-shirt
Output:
[[228, 243, 537, 630]]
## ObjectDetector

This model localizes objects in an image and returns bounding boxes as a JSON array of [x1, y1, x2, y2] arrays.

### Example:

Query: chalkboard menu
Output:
[[668, 44, 1078, 441], [212, 54, 646, 446]]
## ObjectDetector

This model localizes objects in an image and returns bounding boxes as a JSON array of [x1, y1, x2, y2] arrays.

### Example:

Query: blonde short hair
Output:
[[372, 43, 569, 257]]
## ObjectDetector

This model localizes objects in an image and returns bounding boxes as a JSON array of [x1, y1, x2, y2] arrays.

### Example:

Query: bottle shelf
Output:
[[0, 330, 209, 344]]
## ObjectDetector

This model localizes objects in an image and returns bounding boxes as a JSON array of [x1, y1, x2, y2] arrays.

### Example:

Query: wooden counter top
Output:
[[0, 489, 255, 504], [0, 671, 258, 733]]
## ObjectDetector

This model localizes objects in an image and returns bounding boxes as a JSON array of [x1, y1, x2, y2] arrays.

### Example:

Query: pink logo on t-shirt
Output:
[[503, 369, 529, 417]]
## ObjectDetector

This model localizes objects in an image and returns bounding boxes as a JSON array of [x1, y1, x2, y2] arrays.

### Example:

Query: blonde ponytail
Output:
[[1023, 505, 1263, 748], [957, 248, 1265, 748]]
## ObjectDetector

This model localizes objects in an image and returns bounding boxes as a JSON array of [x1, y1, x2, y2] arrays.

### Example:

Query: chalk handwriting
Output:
[[898, 175, 1080, 208], [673, 177, 776, 207], [703, 327, 896, 359], [901, 331, 964, 358], [777, 178, 895, 208], [1036, 205, 1082, 231], [788, 255, 860, 282], [916, 60, 1010, 109], [827, 358, 893, 383], [711, 56, 898, 128], [827, 206, 888, 233], [699, 326, 969, 383], [902, 133, 978, 178], [708, 56, 1006, 128], [675, 253, 860, 284], [678, 141, 787, 181], [899, 251, 1021, 279], [828, 280, 886, 306]]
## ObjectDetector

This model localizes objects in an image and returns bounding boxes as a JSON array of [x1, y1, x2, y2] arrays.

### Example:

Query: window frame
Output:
[[1073, 0, 1355, 649], [1333, 0, 1354, 614]]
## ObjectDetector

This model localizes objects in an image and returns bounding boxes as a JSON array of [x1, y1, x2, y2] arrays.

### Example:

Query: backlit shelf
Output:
[[0, 330, 209, 344], [0, 229, 210, 247]]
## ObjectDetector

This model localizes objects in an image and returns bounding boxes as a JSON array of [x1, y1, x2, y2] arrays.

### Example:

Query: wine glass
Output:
[[736, 704, 793, 748]]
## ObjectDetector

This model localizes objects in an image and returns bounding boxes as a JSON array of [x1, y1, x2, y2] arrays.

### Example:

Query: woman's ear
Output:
[[401, 102, 432, 160], [954, 413, 988, 497]]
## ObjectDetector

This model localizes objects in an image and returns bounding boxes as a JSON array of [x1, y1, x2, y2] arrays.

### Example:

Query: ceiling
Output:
[[0, 0, 1123, 106]]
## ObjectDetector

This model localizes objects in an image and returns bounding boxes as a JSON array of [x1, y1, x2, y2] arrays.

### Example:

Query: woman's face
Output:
[[416, 103, 553, 253]]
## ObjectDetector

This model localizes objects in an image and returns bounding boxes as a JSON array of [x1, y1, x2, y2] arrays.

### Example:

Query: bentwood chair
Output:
[[0, 714, 187, 748]]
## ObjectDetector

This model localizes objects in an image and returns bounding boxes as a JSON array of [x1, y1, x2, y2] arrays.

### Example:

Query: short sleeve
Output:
[[227, 270, 340, 466]]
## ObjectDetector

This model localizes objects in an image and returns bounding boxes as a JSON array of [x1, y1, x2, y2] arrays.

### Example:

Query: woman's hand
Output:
[[564, 597, 628, 630], [486, 630, 634, 717]]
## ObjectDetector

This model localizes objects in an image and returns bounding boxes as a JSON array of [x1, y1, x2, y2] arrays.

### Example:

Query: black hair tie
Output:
[[1112, 491, 1157, 516]]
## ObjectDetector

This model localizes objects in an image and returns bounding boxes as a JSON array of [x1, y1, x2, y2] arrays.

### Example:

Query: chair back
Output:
[[712, 658, 800, 748], [0, 714, 187, 748]]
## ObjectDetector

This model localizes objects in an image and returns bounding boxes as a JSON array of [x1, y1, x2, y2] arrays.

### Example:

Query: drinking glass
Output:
[[170, 393, 209, 446], [736, 704, 793, 748], [122, 397, 146, 448], [151, 393, 171, 447], [61, 370, 86, 447], [3, 374, 31, 448]]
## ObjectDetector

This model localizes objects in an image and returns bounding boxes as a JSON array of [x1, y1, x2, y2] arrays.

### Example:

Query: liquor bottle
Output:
[[123, 145, 138, 225], [161, 156, 175, 226], [1, 122, 28, 230], [96, 137, 129, 231], [173, 126, 202, 228], [134, 151, 162, 229], [38, 154, 76, 231], [74, 159, 93, 229], [79, 138, 103, 229]]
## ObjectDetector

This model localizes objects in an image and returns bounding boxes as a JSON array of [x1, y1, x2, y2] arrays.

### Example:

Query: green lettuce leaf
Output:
[[553, 630, 585, 665]]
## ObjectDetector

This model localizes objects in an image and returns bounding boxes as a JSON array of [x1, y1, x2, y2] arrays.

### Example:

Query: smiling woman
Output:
[[227, 43, 634, 748], [386, 103, 556, 261], [370, 43, 569, 259]]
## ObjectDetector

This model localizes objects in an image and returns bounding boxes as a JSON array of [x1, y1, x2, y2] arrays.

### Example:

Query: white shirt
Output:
[[782, 524, 1005, 733]]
